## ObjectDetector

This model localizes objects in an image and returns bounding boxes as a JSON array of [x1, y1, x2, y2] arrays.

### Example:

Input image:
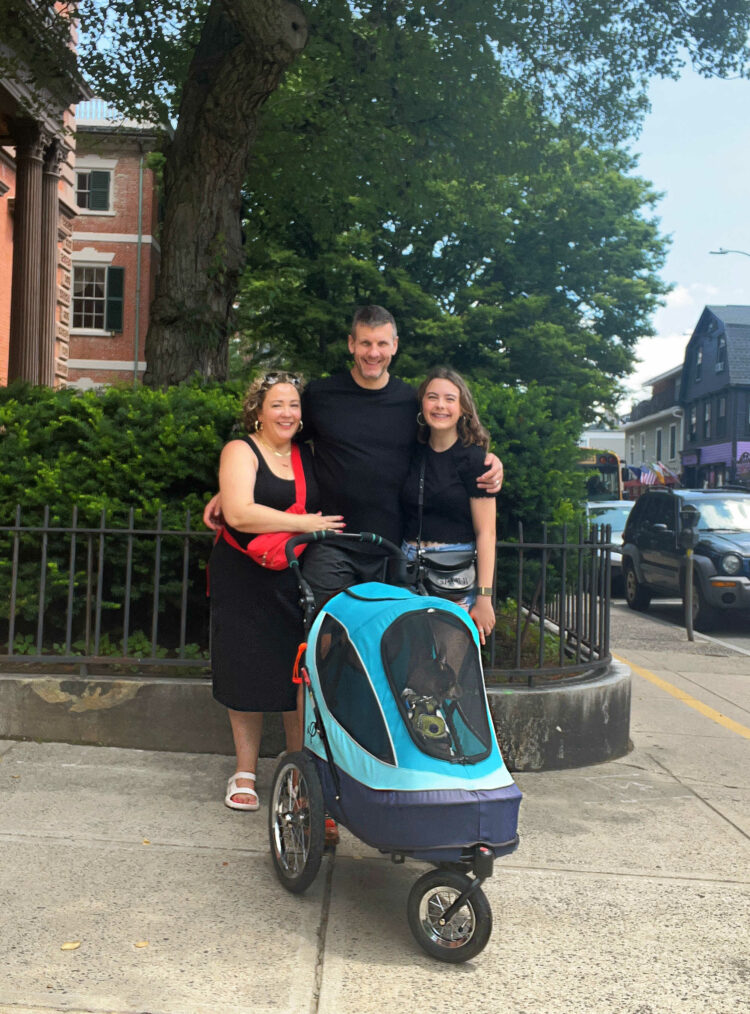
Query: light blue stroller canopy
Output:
[[303, 582, 521, 859]]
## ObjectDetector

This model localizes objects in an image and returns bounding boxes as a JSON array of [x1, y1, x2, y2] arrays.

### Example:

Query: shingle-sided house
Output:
[[680, 305, 750, 488], [623, 364, 683, 485]]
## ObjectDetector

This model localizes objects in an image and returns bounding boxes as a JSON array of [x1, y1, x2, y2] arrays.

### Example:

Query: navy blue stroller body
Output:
[[268, 532, 521, 962]]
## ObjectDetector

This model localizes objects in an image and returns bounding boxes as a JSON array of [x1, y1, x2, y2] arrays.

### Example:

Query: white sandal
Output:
[[225, 771, 259, 811]]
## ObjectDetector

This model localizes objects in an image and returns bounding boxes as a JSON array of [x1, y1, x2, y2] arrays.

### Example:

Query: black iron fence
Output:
[[1, 508, 611, 684], [486, 523, 612, 686], [1, 506, 213, 672]]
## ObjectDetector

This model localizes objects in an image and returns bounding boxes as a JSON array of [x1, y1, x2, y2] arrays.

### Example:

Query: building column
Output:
[[8, 119, 46, 384], [40, 139, 65, 387]]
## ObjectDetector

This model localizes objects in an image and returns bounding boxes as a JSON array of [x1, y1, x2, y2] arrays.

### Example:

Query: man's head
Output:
[[348, 305, 398, 389]]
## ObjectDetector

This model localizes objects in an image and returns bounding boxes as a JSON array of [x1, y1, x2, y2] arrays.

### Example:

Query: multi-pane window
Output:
[[72, 266, 124, 332], [640, 433, 646, 462], [689, 406, 697, 442], [717, 396, 727, 437], [704, 400, 711, 439], [655, 428, 662, 461], [716, 336, 726, 372], [669, 423, 677, 459], [76, 170, 111, 211], [629, 436, 635, 464], [695, 347, 703, 382]]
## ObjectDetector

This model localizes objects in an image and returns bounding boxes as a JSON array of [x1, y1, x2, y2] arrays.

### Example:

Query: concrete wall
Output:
[[0, 661, 631, 772], [488, 660, 632, 771]]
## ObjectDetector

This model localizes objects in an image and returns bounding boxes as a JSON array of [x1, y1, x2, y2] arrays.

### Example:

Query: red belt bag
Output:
[[220, 444, 308, 570]]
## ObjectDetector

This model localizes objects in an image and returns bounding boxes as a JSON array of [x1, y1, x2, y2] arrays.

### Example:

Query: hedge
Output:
[[0, 381, 242, 649]]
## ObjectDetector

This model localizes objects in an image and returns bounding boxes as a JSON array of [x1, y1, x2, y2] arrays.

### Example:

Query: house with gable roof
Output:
[[680, 305, 750, 488]]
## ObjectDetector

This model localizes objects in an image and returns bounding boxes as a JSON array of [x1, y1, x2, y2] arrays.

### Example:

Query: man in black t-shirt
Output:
[[299, 305, 503, 603], [204, 305, 503, 601]]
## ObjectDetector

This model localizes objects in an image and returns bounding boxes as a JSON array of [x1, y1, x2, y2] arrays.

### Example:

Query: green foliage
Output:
[[0, 381, 240, 652], [472, 381, 585, 534], [0, 380, 239, 525], [61, 2, 750, 141], [235, 13, 670, 426], [487, 599, 563, 678]]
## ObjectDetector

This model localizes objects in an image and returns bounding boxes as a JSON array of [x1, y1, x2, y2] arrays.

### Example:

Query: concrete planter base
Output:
[[487, 659, 632, 771], [0, 673, 284, 757], [0, 661, 631, 772]]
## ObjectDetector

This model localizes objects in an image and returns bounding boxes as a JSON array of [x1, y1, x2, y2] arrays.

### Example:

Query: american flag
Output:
[[641, 466, 657, 485]]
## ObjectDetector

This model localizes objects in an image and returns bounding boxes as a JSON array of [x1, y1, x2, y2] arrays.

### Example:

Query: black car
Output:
[[621, 487, 750, 630]]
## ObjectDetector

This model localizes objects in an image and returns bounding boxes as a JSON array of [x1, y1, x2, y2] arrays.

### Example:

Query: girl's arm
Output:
[[219, 441, 344, 534], [469, 496, 497, 645]]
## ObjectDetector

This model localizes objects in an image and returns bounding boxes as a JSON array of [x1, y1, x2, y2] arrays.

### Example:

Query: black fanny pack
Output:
[[419, 548, 477, 600]]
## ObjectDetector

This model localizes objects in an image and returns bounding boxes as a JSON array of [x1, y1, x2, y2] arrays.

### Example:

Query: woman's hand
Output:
[[470, 595, 496, 646], [203, 492, 223, 530], [300, 512, 346, 533]]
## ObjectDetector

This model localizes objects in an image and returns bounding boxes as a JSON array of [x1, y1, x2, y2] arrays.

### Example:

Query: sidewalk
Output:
[[0, 608, 748, 1014]]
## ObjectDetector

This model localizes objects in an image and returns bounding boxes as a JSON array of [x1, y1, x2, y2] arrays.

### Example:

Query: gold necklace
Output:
[[258, 436, 292, 458]]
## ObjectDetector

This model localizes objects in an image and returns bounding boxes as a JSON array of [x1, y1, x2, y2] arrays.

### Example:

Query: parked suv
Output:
[[621, 487, 750, 630]]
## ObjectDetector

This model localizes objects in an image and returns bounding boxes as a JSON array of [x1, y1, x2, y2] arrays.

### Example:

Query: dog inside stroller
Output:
[[268, 531, 522, 963]]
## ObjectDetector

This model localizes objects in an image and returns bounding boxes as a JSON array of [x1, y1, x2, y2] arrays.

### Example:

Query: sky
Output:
[[619, 66, 750, 412]]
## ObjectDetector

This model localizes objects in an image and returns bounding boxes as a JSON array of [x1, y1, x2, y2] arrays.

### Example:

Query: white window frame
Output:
[[75, 155, 117, 216], [71, 252, 122, 336]]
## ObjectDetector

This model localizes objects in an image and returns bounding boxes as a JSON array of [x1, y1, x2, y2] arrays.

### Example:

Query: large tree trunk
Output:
[[143, 0, 307, 387]]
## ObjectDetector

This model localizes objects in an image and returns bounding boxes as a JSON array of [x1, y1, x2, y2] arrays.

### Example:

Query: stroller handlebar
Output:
[[285, 529, 405, 567]]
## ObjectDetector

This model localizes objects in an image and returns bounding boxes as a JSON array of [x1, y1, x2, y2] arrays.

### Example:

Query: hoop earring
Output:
[[297, 419, 304, 433], [254, 419, 262, 432], [417, 412, 426, 426]]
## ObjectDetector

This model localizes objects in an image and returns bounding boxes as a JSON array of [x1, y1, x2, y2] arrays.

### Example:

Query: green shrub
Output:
[[0, 380, 242, 652]]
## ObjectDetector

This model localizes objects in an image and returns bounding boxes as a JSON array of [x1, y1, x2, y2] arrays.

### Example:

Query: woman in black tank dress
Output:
[[210, 373, 344, 810]]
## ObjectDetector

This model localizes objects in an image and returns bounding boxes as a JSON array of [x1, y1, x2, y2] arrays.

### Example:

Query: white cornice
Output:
[[623, 406, 683, 431]]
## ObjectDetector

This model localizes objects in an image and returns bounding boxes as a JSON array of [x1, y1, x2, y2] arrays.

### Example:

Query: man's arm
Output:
[[476, 452, 503, 492]]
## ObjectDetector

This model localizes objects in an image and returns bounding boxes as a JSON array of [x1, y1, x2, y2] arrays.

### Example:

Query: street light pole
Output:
[[710, 247, 750, 258]]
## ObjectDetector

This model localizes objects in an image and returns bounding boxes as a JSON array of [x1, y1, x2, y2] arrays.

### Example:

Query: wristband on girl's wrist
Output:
[[476, 586, 493, 597]]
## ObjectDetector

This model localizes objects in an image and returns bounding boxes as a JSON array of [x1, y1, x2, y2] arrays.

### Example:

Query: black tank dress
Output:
[[210, 438, 319, 712]]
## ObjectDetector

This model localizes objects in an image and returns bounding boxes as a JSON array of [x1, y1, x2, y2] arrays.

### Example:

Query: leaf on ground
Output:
[[142, 838, 151, 844], [134, 940, 149, 948], [60, 941, 81, 951]]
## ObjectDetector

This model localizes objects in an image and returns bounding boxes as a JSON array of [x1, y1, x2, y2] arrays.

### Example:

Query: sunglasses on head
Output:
[[261, 372, 302, 387]]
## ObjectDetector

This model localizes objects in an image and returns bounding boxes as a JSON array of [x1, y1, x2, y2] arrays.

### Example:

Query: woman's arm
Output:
[[469, 496, 497, 645], [219, 441, 344, 534]]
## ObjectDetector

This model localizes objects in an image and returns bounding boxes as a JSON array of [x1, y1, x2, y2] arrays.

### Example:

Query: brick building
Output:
[[0, 2, 89, 387], [67, 100, 161, 388]]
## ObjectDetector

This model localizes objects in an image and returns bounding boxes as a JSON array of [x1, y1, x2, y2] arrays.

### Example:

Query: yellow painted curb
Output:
[[613, 652, 750, 740]]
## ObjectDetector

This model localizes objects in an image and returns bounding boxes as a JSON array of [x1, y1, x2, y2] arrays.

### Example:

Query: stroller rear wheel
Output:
[[407, 869, 492, 963], [268, 751, 325, 894]]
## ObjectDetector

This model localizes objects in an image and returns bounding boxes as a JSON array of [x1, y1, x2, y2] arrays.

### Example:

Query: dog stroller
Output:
[[268, 532, 521, 963]]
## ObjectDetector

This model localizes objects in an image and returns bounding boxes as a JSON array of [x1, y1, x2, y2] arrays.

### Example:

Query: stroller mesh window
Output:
[[381, 609, 491, 763], [316, 615, 394, 765]]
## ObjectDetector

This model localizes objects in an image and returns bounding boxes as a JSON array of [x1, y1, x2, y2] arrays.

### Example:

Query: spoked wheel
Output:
[[407, 869, 492, 963], [268, 751, 325, 894]]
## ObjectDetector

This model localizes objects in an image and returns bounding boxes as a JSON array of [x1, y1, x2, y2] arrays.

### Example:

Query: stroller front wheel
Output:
[[268, 751, 325, 894], [407, 869, 492, 963]]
